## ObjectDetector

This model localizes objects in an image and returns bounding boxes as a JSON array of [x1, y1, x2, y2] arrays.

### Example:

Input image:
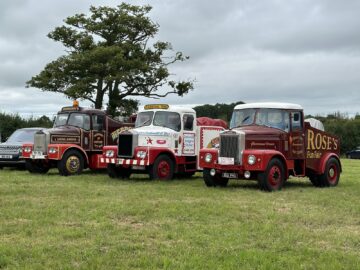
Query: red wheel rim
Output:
[[328, 164, 338, 184], [157, 160, 170, 179], [268, 165, 281, 187]]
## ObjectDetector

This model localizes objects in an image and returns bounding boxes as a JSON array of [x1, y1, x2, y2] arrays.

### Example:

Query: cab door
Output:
[[289, 111, 305, 160], [91, 114, 106, 151], [181, 113, 196, 156]]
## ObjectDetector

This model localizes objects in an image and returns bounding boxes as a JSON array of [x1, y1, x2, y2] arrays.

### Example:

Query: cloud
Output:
[[0, 0, 359, 118]]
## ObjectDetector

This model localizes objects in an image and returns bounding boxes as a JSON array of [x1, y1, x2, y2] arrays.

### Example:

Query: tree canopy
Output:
[[27, 3, 193, 116]]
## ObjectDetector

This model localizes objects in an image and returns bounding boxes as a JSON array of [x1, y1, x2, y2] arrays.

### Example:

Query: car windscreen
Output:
[[256, 109, 289, 131], [153, 111, 181, 131], [67, 113, 91, 130], [230, 109, 256, 128], [135, 111, 154, 128], [7, 129, 38, 143], [54, 113, 69, 127]]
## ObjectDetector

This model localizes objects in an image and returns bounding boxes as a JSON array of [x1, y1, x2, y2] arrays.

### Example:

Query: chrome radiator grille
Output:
[[0, 145, 20, 154], [219, 132, 244, 164], [34, 133, 47, 153]]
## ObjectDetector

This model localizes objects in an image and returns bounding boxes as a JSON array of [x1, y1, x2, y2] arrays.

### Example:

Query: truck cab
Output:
[[22, 101, 133, 175], [102, 104, 226, 180], [199, 102, 341, 191]]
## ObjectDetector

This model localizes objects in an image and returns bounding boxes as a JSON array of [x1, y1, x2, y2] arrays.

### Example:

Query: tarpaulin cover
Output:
[[196, 117, 228, 129]]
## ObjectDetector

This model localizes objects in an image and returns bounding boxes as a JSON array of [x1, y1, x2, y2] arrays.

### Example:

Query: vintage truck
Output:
[[101, 104, 227, 180], [199, 102, 341, 191], [22, 101, 134, 175]]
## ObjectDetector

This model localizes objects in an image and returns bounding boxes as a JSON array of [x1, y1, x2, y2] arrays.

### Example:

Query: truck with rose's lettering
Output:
[[101, 104, 227, 180], [199, 102, 341, 191], [22, 101, 133, 175]]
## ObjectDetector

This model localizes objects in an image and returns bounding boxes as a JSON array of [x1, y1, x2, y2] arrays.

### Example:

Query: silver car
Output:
[[0, 128, 44, 169]]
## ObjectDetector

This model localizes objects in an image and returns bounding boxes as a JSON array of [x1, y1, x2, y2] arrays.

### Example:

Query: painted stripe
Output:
[[126, 159, 131, 165], [100, 158, 104, 163], [140, 160, 145, 166], [111, 158, 115, 163]]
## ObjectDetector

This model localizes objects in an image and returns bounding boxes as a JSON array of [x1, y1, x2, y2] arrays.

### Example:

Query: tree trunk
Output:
[[94, 79, 104, 109], [107, 81, 120, 116]]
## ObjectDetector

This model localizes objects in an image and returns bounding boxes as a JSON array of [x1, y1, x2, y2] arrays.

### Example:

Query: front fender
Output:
[[48, 144, 89, 165], [199, 148, 219, 168], [242, 149, 288, 174], [21, 143, 34, 158], [320, 153, 342, 174]]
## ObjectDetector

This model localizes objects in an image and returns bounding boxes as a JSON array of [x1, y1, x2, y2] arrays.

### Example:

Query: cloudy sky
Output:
[[0, 0, 359, 118]]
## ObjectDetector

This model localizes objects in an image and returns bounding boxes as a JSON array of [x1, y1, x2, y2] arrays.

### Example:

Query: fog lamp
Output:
[[205, 153, 212, 163], [248, 155, 256, 165], [106, 150, 115, 158], [136, 151, 147, 159]]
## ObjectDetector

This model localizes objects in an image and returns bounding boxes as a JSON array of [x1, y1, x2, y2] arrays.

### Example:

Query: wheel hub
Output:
[[66, 156, 80, 173]]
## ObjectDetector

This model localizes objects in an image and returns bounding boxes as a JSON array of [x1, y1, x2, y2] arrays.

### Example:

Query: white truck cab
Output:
[[102, 104, 226, 180]]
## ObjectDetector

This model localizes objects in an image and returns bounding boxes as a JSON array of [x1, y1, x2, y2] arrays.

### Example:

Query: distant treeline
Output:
[[194, 103, 360, 155], [0, 113, 53, 142], [194, 101, 245, 122]]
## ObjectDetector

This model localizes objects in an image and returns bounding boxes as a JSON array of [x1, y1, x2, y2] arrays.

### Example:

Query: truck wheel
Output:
[[318, 158, 340, 187], [107, 164, 131, 179], [203, 169, 229, 187], [58, 150, 84, 176], [25, 160, 49, 174], [149, 155, 174, 180], [258, 158, 285, 191]]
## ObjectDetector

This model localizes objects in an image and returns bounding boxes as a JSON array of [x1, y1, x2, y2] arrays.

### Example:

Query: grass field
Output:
[[0, 159, 359, 269]]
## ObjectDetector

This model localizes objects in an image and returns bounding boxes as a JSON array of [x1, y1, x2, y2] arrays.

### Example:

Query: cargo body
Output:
[[22, 102, 133, 175], [102, 104, 226, 180], [199, 103, 341, 191]]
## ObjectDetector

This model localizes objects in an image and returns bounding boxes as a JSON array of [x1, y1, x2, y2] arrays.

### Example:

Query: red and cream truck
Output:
[[199, 102, 341, 191], [102, 104, 227, 180], [22, 101, 133, 175]]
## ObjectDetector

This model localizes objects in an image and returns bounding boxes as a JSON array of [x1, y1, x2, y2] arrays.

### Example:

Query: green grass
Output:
[[0, 159, 359, 270]]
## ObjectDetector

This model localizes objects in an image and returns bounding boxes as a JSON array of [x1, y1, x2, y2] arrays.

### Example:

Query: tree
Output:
[[26, 3, 193, 116], [194, 101, 245, 122]]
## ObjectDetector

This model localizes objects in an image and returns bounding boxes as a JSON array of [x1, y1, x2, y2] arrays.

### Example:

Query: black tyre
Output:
[[258, 158, 285, 191], [149, 155, 174, 180], [107, 164, 131, 179], [58, 150, 84, 176], [25, 160, 50, 174], [318, 158, 340, 187], [203, 169, 229, 187]]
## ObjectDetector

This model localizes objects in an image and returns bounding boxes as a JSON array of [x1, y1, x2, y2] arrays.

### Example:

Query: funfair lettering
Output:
[[307, 129, 338, 151]]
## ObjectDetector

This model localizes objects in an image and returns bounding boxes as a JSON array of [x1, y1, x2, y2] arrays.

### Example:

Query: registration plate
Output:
[[0, 155, 12, 159], [222, 172, 238, 179], [218, 157, 234, 165], [31, 151, 45, 159]]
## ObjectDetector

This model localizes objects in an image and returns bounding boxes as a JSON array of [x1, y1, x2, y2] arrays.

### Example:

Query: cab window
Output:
[[183, 114, 194, 131], [291, 111, 303, 131], [92, 115, 105, 131]]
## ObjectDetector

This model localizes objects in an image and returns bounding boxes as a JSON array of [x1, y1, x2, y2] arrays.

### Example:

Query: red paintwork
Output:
[[21, 105, 134, 172], [157, 160, 171, 178], [268, 164, 281, 188], [200, 115, 341, 181], [21, 143, 33, 158]]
